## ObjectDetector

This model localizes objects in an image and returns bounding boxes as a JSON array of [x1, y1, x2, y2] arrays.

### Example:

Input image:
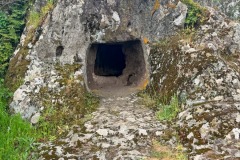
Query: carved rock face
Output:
[[32, 0, 185, 94], [34, 0, 182, 63], [86, 40, 147, 94], [6, 0, 240, 159], [9, 0, 186, 118]]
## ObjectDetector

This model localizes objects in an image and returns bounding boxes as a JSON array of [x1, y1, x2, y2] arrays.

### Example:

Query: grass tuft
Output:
[[156, 95, 179, 121], [140, 91, 180, 121], [181, 0, 209, 28]]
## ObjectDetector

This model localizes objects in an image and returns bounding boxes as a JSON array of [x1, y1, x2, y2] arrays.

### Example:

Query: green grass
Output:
[[0, 80, 37, 160], [156, 95, 179, 121], [27, 0, 54, 29], [0, 1, 61, 159], [36, 90, 99, 141], [0, 77, 100, 159], [28, 11, 41, 29], [140, 91, 180, 121]]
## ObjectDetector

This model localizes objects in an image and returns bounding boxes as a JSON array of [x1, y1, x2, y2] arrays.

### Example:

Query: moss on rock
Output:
[[5, 47, 30, 92], [36, 64, 99, 140], [147, 31, 217, 103]]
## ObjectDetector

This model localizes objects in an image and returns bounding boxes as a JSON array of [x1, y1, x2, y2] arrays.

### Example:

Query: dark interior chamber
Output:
[[86, 40, 147, 95], [94, 44, 126, 77]]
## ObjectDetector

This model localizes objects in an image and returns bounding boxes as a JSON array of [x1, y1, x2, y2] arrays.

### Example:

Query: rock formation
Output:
[[6, 0, 240, 159], [196, 0, 240, 20], [8, 0, 185, 119], [149, 7, 240, 159]]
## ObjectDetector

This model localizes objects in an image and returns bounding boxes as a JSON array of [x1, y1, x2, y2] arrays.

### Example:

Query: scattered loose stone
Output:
[[138, 129, 148, 136], [31, 113, 41, 124], [34, 95, 167, 159], [96, 129, 109, 137]]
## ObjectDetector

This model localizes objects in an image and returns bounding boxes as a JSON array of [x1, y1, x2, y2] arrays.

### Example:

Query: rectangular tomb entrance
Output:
[[86, 40, 148, 96]]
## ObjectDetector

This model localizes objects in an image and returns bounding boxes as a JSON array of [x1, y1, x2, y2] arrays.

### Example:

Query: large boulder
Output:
[[149, 7, 240, 159], [8, 0, 187, 119]]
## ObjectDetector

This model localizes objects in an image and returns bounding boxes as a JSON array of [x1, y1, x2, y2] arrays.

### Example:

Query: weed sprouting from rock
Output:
[[181, 0, 209, 28], [156, 95, 179, 121]]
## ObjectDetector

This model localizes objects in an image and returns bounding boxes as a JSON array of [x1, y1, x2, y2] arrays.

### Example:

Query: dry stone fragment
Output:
[[31, 113, 41, 124], [96, 129, 108, 136]]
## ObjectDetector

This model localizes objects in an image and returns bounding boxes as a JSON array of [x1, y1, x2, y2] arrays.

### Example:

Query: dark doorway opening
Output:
[[94, 44, 126, 77], [86, 40, 148, 96]]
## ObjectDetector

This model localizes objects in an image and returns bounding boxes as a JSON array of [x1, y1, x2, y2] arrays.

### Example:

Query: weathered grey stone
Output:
[[196, 0, 240, 20], [138, 129, 148, 136], [236, 113, 240, 122], [148, 5, 240, 159], [101, 143, 110, 149], [96, 129, 108, 136], [33, 0, 48, 12], [235, 151, 240, 158], [30, 112, 41, 124], [33, 0, 182, 64], [232, 128, 240, 140], [9, 0, 193, 119], [173, 1, 188, 28], [33, 95, 166, 159]]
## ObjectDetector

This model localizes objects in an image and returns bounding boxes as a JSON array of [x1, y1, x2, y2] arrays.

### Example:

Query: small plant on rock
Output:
[[156, 94, 179, 121], [181, 0, 209, 28], [140, 90, 180, 121]]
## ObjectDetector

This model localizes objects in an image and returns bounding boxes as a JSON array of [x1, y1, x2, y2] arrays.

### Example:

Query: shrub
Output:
[[181, 0, 209, 28]]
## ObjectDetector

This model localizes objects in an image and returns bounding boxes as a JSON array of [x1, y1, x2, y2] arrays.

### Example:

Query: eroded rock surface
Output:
[[149, 7, 240, 160], [35, 95, 168, 159], [6, 0, 240, 159], [9, 0, 187, 120], [196, 0, 240, 20]]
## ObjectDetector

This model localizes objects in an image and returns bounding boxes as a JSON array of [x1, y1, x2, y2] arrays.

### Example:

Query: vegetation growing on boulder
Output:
[[156, 95, 179, 121], [181, 0, 209, 28], [0, 1, 59, 159], [140, 91, 180, 122], [36, 64, 99, 141], [146, 30, 217, 103], [28, 0, 54, 29], [148, 140, 187, 160]]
